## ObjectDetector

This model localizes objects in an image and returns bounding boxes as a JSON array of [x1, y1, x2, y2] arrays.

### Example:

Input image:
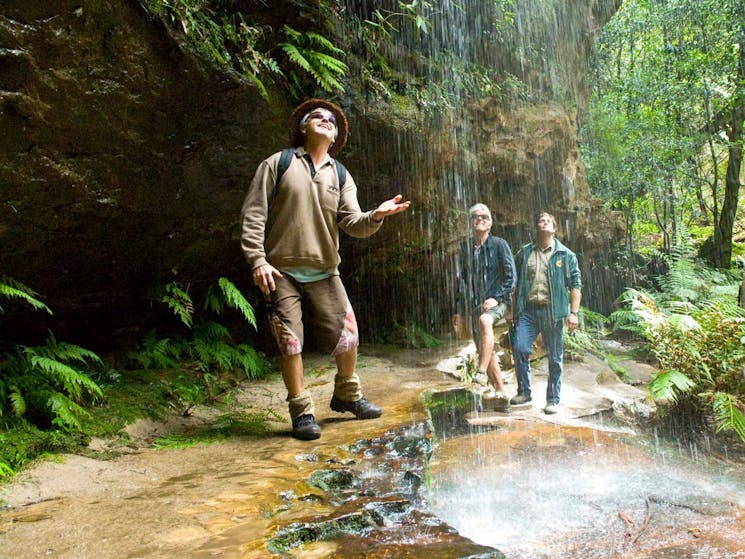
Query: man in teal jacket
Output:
[[508, 212, 582, 414]]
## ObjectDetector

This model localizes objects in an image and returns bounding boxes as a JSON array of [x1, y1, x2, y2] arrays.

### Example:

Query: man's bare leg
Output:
[[487, 352, 506, 393], [280, 353, 304, 396], [335, 347, 357, 378], [476, 314, 496, 385]]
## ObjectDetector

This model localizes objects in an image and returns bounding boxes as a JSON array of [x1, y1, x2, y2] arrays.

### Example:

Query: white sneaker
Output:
[[543, 403, 560, 415], [472, 372, 488, 386]]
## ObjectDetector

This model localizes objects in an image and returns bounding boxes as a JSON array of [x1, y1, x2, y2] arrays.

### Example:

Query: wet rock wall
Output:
[[0, 0, 622, 346]]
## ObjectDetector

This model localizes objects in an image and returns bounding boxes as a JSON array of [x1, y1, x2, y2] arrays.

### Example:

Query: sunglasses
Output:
[[471, 214, 491, 221], [307, 111, 337, 126]]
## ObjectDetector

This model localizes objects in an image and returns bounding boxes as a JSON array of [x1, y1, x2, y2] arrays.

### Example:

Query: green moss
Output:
[[267, 511, 380, 554], [0, 423, 84, 476], [150, 410, 282, 449]]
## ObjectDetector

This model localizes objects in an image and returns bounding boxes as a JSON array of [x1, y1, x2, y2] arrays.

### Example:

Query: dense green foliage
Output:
[[611, 250, 745, 442], [0, 277, 105, 476], [138, 0, 348, 98], [583, 0, 745, 444], [0, 276, 270, 478], [583, 0, 745, 273], [130, 278, 265, 383]]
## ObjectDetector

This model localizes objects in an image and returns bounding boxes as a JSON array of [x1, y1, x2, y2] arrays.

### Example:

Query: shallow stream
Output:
[[427, 409, 745, 558]]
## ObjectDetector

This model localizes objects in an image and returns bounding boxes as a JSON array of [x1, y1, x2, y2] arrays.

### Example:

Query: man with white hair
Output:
[[453, 203, 516, 399], [241, 99, 410, 440]]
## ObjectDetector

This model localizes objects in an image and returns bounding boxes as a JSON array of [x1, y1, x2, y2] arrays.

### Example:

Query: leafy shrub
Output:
[[613, 255, 745, 443]]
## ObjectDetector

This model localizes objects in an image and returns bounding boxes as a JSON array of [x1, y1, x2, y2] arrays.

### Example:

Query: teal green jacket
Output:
[[514, 238, 582, 322]]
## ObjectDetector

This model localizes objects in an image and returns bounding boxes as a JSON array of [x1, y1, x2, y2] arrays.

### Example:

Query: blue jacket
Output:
[[514, 238, 581, 321], [457, 235, 516, 312]]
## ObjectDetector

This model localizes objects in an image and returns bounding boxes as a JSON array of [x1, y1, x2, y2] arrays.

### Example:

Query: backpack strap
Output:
[[272, 149, 347, 207], [335, 160, 347, 187], [275, 148, 295, 188]]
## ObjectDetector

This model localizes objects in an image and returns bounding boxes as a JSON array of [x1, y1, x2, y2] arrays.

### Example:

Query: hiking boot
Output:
[[330, 396, 382, 419], [543, 403, 560, 415], [510, 393, 532, 406], [292, 414, 321, 440]]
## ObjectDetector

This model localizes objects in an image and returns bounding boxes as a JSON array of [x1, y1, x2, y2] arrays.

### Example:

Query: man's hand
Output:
[[482, 298, 498, 311], [252, 264, 282, 296], [504, 307, 513, 323], [372, 194, 411, 222], [566, 312, 579, 332]]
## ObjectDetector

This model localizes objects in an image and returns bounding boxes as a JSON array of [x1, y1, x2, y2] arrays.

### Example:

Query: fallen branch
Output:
[[631, 497, 652, 545], [619, 510, 635, 549]]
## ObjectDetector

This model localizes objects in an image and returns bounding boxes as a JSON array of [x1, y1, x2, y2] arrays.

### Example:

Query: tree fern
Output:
[[711, 392, 745, 443]]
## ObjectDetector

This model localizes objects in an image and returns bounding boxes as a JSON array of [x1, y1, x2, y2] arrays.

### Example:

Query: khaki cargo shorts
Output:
[[267, 274, 358, 356]]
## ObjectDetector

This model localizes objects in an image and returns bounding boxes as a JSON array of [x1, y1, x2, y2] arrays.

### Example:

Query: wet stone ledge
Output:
[[264, 421, 506, 559]]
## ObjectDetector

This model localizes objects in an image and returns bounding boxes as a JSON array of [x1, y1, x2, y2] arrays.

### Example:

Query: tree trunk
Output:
[[714, 31, 745, 268]]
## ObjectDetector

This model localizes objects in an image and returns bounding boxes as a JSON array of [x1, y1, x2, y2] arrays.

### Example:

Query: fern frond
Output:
[[304, 31, 344, 54], [191, 337, 216, 372], [27, 354, 103, 401], [128, 331, 181, 369], [0, 276, 52, 314], [649, 369, 695, 403], [235, 344, 265, 379], [162, 282, 194, 328], [30, 338, 103, 366], [203, 284, 224, 315], [310, 51, 349, 73], [711, 392, 745, 443], [47, 392, 90, 431], [609, 308, 643, 333], [193, 320, 231, 342], [218, 277, 256, 328], [280, 43, 312, 72], [0, 460, 14, 478], [282, 24, 302, 42], [9, 389, 26, 417]]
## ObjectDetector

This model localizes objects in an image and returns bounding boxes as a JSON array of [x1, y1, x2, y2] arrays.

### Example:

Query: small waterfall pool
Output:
[[426, 416, 745, 558]]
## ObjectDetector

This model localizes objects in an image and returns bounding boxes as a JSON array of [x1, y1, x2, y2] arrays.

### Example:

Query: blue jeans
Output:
[[513, 306, 564, 404]]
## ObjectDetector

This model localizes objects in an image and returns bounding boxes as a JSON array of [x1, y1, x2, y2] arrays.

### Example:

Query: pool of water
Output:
[[427, 420, 745, 558]]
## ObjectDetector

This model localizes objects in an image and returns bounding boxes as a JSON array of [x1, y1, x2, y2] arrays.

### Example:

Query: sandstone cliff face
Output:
[[0, 1, 622, 343]]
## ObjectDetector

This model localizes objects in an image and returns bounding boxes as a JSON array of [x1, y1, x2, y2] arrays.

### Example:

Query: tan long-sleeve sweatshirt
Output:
[[240, 148, 382, 274]]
